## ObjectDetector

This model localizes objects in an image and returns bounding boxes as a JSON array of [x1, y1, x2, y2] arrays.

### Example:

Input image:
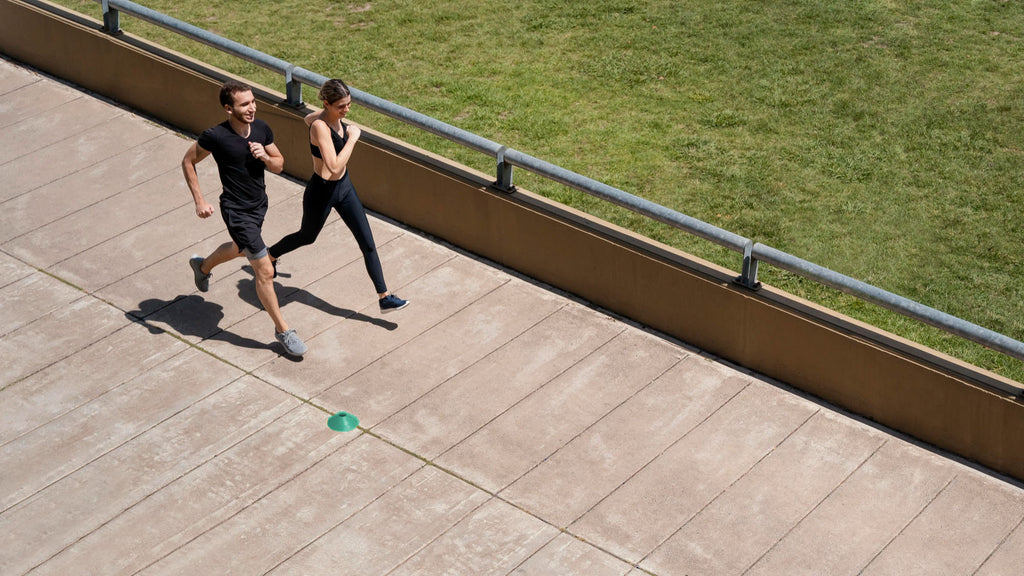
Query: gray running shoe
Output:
[[275, 329, 308, 357], [189, 255, 211, 292]]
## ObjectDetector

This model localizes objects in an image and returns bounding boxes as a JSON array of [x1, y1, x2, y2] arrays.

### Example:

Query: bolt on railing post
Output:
[[284, 66, 303, 107], [736, 239, 761, 289], [494, 146, 515, 192], [101, 0, 121, 34]]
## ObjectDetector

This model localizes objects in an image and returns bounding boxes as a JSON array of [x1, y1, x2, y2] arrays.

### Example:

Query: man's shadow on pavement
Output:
[[124, 267, 397, 357], [126, 295, 273, 352]]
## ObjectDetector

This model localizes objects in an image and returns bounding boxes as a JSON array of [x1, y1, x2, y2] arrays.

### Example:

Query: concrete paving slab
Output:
[[274, 228, 439, 333], [31, 403, 355, 576], [253, 188, 309, 245], [0, 376, 296, 575], [259, 255, 505, 400], [743, 439, 959, 576], [976, 516, 1024, 576], [0, 321, 186, 445], [0, 270, 83, 337], [197, 230, 449, 372], [0, 295, 131, 387], [263, 218, 367, 287], [386, 497, 559, 576], [0, 113, 165, 203], [269, 466, 490, 575], [373, 302, 624, 459], [3, 160, 189, 266], [0, 58, 38, 94], [48, 203, 214, 292], [136, 434, 422, 575], [145, 263, 276, 343], [860, 473, 1024, 576], [48, 201, 242, 291], [102, 242, 235, 318], [316, 279, 565, 428], [0, 76, 81, 128], [259, 193, 405, 284], [502, 355, 749, 529], [570, 381, 818, 563], [0, 251, 33, 287], [642, 409, 887, 575], [436, 328, 685, 494], [509, 533, 634, 576], [265, 205, 407, 288], [4, 56, 1024, 576], [264, 167, 305, 198], [0, 347, 241, 512], [46, 159, 295, 292], [0, 93, 119, 164], [143, 200, 404, 346]]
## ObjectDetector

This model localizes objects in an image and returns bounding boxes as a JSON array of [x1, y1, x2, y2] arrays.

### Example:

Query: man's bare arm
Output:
[[182, 143, 215, 218], [261, 142, 285, 174]]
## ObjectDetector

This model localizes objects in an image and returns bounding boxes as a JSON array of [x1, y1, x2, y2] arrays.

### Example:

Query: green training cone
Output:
[[327, 411, 360, 432]]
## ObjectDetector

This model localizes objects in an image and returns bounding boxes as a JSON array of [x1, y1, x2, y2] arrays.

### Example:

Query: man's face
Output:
[[225, 89, 257, 124]]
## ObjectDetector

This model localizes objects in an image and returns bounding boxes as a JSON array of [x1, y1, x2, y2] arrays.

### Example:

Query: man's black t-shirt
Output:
[[197, 119, 274, 211]]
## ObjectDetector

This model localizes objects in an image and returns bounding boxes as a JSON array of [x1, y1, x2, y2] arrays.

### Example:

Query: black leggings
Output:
[[269, 172, 387, 293]]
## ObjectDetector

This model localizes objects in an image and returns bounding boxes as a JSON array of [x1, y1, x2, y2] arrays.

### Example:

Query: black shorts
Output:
[[220, 200, 269, 260]]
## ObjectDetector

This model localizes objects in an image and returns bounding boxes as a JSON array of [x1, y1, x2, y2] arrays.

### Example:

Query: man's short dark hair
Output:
[[219, 80, 252, 107]]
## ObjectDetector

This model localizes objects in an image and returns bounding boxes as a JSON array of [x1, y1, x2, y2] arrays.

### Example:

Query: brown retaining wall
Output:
[[4, 0, 1023, 481]]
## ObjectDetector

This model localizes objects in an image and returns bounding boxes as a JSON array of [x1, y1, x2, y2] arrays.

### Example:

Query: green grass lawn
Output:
[[51, 0, 1024, 382]]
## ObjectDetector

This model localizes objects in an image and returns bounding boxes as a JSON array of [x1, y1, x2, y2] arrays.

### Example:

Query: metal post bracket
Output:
[[493, 146, 516, 193], [284, 65, 303, 108], [735, 240, 761, 289], [101, 0, 122, 34]]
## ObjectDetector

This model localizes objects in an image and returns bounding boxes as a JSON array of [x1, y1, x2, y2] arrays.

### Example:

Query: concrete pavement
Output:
[[2, 55, 1024, 575]]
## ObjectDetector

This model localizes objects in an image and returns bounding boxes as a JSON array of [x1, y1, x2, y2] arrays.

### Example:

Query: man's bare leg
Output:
[[199, 241, 244, 275], [250, 254, 288, 333], [190, 241, 243, 292], [252, 254, 306, 356]]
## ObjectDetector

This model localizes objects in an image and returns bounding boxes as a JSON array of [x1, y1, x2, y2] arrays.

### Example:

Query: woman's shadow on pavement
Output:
[[236, 266, 398, 332]]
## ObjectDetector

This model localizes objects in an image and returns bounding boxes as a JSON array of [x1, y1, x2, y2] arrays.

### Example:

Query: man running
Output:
[[181, 80, 307, 357]]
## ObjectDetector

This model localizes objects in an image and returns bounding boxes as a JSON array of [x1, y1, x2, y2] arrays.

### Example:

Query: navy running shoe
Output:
[[379, 294, 409, 314]]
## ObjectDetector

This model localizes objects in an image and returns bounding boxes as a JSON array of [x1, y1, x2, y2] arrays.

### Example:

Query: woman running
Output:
[[269, 78, 408, 314]]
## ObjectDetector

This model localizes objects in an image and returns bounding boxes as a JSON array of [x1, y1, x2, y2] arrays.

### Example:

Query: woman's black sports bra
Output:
[[311, 122, 346, 159]]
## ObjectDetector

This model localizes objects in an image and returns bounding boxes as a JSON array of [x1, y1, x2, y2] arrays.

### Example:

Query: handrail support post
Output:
[[494, 147, 516, 193], [101, 0, 121, 34], [285, 66, 303, 107], [736, 240, 761, 289]]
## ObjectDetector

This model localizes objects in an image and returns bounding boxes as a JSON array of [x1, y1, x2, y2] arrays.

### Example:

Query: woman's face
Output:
[[324, 96, 352, 119]]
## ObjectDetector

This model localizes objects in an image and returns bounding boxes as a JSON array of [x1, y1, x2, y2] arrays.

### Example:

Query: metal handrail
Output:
[[753, 244, 1024, 361], [291, 68, 506, 159], [98, 0, 303, 104], [95, 0, 747, 254], [500, 148, 750, 252], [91, 0, 1024, 376]]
